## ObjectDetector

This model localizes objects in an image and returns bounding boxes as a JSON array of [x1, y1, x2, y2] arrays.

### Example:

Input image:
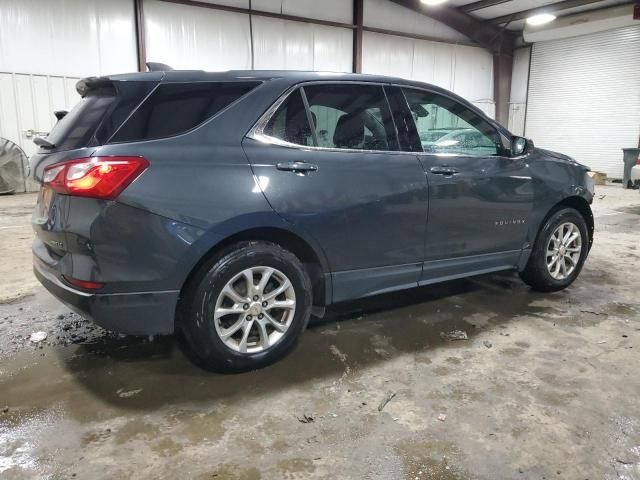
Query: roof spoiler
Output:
[[146, 62, 174, 72], [75, 77, 113, 97]]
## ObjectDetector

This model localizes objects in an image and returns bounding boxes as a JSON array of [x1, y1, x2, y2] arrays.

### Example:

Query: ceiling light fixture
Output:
[[526, 13, 557, 26], [420, 0, 448, 6]]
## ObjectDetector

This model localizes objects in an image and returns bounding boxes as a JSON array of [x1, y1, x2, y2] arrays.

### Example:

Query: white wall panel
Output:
[[144, 0, 252, 71], [0, 73, 80, 191], [252, 17, 352, 72], [508, 47, 530, 136], [361, 33, 413, 79], [362, 32, 495, 117], [510, 47, 530, 104], [253, 0, 352, 24], [0, 0, 136, 77], [364, 0, 470, 43], [526, 25, 640, 178], [453, 45, 493, 103]]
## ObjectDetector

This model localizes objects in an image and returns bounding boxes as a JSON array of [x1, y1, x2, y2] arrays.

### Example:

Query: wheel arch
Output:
[[530, 196, 593, 254], [177, 226, 331, 321], [553, 196, 594, 249]]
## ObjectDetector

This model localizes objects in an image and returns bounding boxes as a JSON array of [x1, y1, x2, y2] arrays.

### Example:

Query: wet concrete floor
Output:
[[1, 185, 639, 479]]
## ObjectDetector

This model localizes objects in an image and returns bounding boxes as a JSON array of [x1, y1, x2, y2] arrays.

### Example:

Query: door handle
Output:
[[276, 161, 318, 173], [430, 166, 460, 176]]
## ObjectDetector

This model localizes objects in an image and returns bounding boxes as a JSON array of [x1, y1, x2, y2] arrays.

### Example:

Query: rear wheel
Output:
[[180, 241, 312, 373], [520, 207, 589, 292]]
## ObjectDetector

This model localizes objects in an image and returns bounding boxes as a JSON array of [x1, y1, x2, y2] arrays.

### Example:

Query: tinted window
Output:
[[94, 82, 156, 144], [403, 89, 500, 156], [263, 90, 314, 147], [304, 84, 398, 151], [111, 81, 259, 143], [46, 87, 117, 151]]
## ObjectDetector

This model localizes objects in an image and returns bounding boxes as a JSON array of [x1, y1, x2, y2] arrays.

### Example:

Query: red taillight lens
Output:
[[62, 276, 104, 290], [43, 156, 149, 200]]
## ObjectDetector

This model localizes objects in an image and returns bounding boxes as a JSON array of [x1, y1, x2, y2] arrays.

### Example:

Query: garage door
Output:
[[525, 25, 640, 178]]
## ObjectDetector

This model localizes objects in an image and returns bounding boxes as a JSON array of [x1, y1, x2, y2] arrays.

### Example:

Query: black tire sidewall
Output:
[[525, 208, 589, 290], [182, 242, 311, 372]]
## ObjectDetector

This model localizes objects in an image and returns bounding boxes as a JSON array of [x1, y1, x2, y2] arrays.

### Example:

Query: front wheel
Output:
[[179, 241, 312, 373], [520, 207, 589, 292]]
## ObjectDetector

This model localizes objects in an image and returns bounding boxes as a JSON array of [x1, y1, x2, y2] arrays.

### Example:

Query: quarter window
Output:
[[111, 81, 260, 143], [402, 89, 501, 156], [263, 90, 314, 147]]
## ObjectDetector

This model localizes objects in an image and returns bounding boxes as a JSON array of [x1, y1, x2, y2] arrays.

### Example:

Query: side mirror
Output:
[[512, 136, 533, 156]]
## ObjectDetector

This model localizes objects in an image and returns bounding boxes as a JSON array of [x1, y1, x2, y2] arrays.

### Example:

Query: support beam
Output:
[[490, 0, 602, 24], [134, 0, 146, 72], [353, 0, 364, 73], [460, 0, 511, 13], [493, 52, 513, 127], [389, 0, 515, 54], [156, 0, 355, 30]]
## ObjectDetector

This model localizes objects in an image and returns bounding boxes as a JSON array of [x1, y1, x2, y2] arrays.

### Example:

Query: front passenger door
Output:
[[400, 88, 533, 280]]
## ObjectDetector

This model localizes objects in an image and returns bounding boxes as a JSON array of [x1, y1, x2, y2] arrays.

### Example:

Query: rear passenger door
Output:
[[243, 83, 428, 302]]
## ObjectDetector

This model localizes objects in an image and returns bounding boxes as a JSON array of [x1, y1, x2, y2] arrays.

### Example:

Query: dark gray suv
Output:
[[31, 70, 594, 372]]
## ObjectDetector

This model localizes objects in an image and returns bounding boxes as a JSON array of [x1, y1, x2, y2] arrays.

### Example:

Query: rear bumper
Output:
[[33, 255, 178, 335]]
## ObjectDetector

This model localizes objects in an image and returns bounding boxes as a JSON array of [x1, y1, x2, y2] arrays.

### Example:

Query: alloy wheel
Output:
[[213, 266, 296, 353], [545, 222, 582, 280]]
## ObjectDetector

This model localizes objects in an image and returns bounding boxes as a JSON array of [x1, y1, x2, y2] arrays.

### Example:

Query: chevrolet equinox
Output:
[[31, 70, 594, 372]]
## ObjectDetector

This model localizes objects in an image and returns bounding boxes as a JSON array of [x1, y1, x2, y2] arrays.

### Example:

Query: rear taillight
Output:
[[43, 156, 149, 200]]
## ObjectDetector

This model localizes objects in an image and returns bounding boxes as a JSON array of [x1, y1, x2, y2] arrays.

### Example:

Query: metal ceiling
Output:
[[448, 0, 634, 30]]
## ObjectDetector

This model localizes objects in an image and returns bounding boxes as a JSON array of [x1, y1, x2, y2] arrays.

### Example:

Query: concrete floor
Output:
[[1, 185, 639, 480]]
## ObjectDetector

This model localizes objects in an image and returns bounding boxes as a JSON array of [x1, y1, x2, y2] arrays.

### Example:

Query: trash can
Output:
[[622, 148, 640, 188]]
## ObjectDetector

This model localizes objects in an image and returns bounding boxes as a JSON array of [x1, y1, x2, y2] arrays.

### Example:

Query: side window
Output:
[[263, 90, 315, 147], [303, 84, 398, 151], [402, 88, 501, 156], [111, 81, 260, 143]]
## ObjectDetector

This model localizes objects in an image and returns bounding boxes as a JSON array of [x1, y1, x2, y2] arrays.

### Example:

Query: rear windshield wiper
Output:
[[33, 137, 55, 149]]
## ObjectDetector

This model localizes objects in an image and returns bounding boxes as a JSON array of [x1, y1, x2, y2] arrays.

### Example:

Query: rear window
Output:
[[110, 81, 260, 143], [46, 87, 116, 151], [44, 81, 156, 152]]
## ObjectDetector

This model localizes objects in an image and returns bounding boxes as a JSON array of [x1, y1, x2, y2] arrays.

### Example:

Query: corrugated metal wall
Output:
[[526, 25, 640, 178]]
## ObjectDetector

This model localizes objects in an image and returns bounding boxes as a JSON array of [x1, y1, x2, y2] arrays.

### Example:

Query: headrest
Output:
[[333, 113, 364, 149]]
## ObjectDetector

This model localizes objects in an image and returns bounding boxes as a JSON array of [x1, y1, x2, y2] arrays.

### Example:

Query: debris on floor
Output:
[[297, 413, 315, 424], [29, 331, 47, 343], [378, 391, 397, 412], [483, 340, 493, 349], [117, 388, 143, 398], [440, 330, 468, 341], [437, 413, 447, 422]]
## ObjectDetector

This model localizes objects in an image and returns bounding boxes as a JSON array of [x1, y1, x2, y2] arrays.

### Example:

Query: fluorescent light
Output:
[[420, 0, 448, 6], [526, 13, 556, 26]]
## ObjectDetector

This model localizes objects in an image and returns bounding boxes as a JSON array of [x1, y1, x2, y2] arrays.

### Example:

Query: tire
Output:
[[179, 241, 312, 373], [519, 207, 589, 292]]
